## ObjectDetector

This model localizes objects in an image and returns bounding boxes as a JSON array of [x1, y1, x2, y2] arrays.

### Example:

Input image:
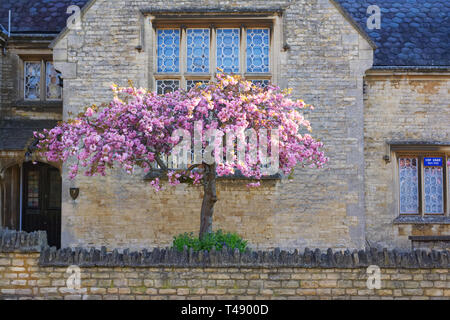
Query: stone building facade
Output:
[[0, 0, 448, 251]]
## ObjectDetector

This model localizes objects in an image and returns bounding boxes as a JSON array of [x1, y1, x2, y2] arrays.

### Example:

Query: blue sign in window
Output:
[[423, 157, 443, 167]]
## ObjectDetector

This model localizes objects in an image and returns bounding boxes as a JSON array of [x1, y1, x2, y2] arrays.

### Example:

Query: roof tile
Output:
[[0, 0, 448, 67]]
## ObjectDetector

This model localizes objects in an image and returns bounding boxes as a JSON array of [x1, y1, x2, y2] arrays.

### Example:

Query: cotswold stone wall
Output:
[[53, 0, 374, 251], [0, 229, 449, 300], [0, 50, 15, 118], [364, 73, 450, 249]]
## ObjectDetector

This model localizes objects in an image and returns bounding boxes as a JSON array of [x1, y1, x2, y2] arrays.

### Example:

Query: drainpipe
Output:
[[19, 164, 23, 231]]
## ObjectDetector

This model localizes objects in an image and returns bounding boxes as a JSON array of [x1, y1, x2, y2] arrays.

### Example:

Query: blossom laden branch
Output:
[[33, 73, 328, 191]]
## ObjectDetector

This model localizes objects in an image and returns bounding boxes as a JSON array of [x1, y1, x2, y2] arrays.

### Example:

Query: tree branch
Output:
[[154, 155, 168, 172]]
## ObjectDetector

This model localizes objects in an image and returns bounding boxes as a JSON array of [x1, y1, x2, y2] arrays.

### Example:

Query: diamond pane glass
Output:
[[156, 80, 180, 94], [186, 80, 208, 91], [216, 28, 240, 73], [46, 62, 62, 100], [424, 166, 444, 214], [25, 62, 41, 100], [246, 28, 270, 73], [250, 79, 269, 88], [27, 170, 39, 208], [399, 157, 419, 214], [187, 29, 210, 73], [157, 29, 180, 73]]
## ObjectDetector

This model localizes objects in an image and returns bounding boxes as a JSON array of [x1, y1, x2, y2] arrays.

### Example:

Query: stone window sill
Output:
[[393, 215, 450, 225], [14, 100, 63, 109], [409, 235, 450, 241]]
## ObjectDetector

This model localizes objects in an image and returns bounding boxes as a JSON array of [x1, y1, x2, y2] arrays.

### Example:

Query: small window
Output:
[[399, 157, 420, 214], [246, 28, 270, 73], [250, 79, 270, 88], [24, 60, 61, 101], [27, 170, 40, 208], [186, 28, 210, 73], [216, 28, 240, 73], [46, 62, 62, 100], [186, 80, 208, 91], [156, 79, 180, 95], [154, 23, 273, 94], [397, 153, 448, 216], [157, 29, 180, 73], [24, 62, 41, 100]]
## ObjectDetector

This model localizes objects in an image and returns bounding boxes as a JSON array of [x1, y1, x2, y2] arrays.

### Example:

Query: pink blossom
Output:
[[34, 73, 327, 191]]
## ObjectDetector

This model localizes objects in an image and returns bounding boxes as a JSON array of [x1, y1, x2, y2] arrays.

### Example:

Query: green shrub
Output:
[[172, 230, 248, 253]]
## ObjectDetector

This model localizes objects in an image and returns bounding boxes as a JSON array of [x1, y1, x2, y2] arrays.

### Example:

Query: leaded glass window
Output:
[[24, 62, 41, 100], [399, 157, 419, 214], [154, 23, 273, 93], [216, 28, 240, 73], [250, 79, 270, 88], [157, 29, 180, 73], [424, 166, 444, 214], [46, 62, 62, 100], [186, 80, 208, 91], [27, 170, 39, 208], [24, 60, 62, 101], [397, 153, 449, 216], [187, 29, 210, 73], [246, 28, 270, 73], [156, 80, 180, 94]]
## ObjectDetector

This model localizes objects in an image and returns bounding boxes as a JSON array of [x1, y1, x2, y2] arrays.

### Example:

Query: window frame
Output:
[[23, 60, 42, 101], [22, 59, 62, 102], [150, 18, 277, 92], [396, 151, 449, 217]]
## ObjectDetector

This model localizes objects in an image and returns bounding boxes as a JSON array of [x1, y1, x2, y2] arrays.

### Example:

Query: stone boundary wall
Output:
[[0, 228, 47, 252], [0, 229, 449, 300]]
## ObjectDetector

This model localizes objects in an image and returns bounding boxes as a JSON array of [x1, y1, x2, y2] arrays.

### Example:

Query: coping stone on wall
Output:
[[0, 228, 47, 252], [1, 229, 448, 269], [38, 245, 450, 269]]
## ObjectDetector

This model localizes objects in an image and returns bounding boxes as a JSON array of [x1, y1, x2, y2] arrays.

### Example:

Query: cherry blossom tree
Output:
[[34, 74, 327, 239]]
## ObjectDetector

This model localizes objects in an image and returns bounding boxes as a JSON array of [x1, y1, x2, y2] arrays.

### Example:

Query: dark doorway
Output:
[[22, 162, 61, 248], [1, 164, 21, 230]]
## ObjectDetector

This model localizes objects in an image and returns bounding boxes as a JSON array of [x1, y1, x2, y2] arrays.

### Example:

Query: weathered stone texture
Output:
[[0, 51, 17, 118], [364, 73, 450, 249], [0, 50, 62, 121], [0, 228, 47, 252], [54, 0, 374, 251], [1, 249, 449, 300]]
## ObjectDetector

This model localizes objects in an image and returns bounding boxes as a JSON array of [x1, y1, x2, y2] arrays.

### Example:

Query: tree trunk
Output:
[[199, 163, 217, 239]]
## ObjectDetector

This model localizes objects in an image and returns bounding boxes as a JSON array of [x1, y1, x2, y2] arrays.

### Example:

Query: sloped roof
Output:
[[0, 120, 58, 151], [0, 0, 448, 67], [336, 0, 449, 67], [0, 0, 88, 33]]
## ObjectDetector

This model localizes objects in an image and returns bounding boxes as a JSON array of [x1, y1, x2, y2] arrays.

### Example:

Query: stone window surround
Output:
[[147, 11, 283, 92], [18, 54, 62, 103], [387, 143, 450, 220]]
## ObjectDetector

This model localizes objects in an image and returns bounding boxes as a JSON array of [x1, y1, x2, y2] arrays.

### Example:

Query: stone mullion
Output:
[[210, 25, 216, 81], [272, 14, 282, 86], [180, 26, 186, 90], [240, 25, 245, 76], [40, 60, 45, 102]]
